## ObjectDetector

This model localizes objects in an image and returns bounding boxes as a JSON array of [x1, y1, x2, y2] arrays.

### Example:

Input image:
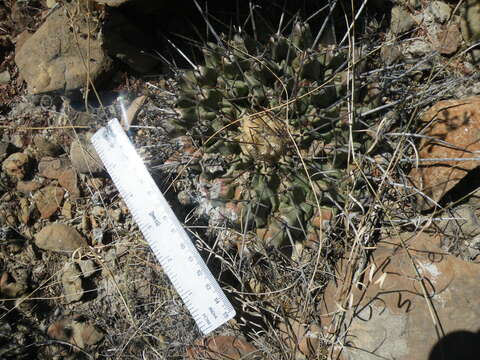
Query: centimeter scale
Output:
[[91, 118, 235, 334]]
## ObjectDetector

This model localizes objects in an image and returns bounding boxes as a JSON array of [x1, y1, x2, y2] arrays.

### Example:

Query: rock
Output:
[[380, 44, 402, 65], [33, 136, 62, 157], [438, 204, 480, 238], [37, 157, 80, 198], [15, 30, 33, 54], [436, 203, 480, 260], [0, 272, 27, 298], [2, 153, 29, 180], [405, 39, 433, 58], [435, 24, 461, 55], [48, 315, 104, 349], [409, 96, 480, 210], [61, 263, 84, 303], [186, 336, 259, 360], [19, 198, 31, 224], [33, 186, 64, 219], [0, 70, 10, 84], [38, 157, 70, 179], [429, 1, 451, 24], [16, 180, 42, 194], [34, 223, 87, 254], [77, 259, 98, 278], [14, 5, 113, 94], [319, 231, 480, 360], [61, 201, 73, 219], [390, 6, 416, 35], [10, 134, 25, 149], [462, 0, 480, 41], [70, 135, 104, 174], [0, 206, 17, 227], [57, 168, 80, 199], [124, 95, 146, 127]]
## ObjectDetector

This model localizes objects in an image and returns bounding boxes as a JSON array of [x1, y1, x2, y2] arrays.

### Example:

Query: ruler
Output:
[[91, 118, 235, 334]]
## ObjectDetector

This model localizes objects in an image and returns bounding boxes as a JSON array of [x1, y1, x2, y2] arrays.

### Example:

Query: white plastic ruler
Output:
[[91, 118, 235, 334]]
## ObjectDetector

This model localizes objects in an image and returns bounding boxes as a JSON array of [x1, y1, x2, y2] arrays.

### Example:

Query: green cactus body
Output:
[[172, 21, 371, 250]]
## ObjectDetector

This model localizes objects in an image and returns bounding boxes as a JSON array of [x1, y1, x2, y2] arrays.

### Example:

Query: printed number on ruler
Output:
[[91, 119, 235, 334]]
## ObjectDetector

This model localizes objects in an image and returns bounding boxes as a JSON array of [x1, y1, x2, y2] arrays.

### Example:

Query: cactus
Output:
[[171, 21, 373, 250]]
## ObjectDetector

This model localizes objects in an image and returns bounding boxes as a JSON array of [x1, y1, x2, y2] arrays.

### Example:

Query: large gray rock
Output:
[[319, 232, 480, 359], [14, 6, 113, 94]]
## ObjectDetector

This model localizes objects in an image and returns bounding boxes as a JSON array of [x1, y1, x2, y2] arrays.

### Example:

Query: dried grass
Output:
[[1, 1, 477, 359]]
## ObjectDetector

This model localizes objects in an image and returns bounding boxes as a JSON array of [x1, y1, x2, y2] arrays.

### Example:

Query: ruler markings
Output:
[[91, 119, 235, 334]]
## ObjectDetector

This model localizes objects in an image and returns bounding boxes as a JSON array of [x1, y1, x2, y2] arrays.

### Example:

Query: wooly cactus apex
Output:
[[170, 21, 374, 250]]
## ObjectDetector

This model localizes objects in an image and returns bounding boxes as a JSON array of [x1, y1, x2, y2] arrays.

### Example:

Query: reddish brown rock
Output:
[[186, 336, 259, 360], [48, 315, 104, 349], [16, 180, 42, 194], [58, 168, 80, 199], [38, 157, 69, 179], [409, 97, 480, 210], [319, 231, 480, 360], [33, 186, 64, 218], [38, 157, 80, 198], [35, 223, 87, 253], [435, 24, 461, 55]]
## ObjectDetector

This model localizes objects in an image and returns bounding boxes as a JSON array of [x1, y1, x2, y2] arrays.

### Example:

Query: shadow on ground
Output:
[[429, 329, 480, 360]]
